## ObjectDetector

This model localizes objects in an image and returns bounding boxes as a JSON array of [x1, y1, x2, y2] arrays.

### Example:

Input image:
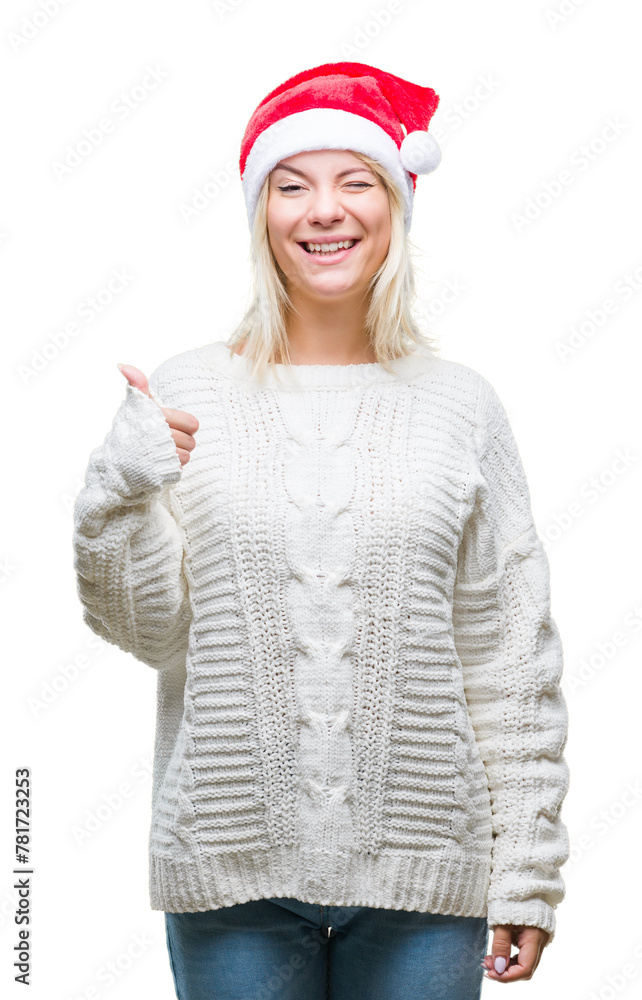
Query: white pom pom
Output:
[[399, 131, 442, 174]]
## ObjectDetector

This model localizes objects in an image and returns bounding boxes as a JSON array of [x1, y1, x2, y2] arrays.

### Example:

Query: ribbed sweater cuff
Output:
[[487, 898, 556, 943]]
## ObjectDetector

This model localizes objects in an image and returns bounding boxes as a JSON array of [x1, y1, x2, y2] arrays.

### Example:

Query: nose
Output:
[[306, 186, 346, 227]]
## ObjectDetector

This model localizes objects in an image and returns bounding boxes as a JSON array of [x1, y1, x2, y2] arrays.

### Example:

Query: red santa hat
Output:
[[239, 61, 441, 235]]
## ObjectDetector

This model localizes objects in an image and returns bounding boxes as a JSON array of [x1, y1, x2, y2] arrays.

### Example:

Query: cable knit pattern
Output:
[[72, 340, 570, 942]]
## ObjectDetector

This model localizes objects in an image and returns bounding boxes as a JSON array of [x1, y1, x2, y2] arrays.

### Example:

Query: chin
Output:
[[305, 277, 363, 297]]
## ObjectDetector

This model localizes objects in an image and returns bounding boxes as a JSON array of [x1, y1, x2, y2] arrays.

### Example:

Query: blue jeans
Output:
[[164, 896, 489, 999]]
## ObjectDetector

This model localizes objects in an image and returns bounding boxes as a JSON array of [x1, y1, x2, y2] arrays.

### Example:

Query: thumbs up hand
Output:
[[117, 364, 199, 468]]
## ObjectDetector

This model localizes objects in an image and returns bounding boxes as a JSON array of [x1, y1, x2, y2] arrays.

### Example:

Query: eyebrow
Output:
[[272, 162, 375, 179]]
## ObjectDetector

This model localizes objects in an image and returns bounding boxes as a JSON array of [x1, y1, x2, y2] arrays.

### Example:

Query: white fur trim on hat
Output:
[[241, 107, 416, 234]]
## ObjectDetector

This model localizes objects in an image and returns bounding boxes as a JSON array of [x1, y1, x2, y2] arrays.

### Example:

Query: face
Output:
[[266, 149, 391, 303]]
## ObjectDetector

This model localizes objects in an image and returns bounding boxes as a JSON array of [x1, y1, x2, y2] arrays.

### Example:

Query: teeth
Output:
[[304, 240, 358, 254]]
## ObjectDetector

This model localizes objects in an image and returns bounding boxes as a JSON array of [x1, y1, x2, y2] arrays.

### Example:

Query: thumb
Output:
[[490, 925, 512, 975], [117, 363, 150, 396]]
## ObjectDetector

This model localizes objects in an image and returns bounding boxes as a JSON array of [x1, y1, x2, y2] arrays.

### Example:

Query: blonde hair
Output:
[[227, 151, 440, 384]]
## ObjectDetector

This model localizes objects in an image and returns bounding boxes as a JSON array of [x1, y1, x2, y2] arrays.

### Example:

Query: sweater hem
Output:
[[149, 844, 492, 918]]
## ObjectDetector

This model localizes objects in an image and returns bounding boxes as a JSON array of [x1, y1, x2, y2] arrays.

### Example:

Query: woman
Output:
[[72, 62, 570, 999]]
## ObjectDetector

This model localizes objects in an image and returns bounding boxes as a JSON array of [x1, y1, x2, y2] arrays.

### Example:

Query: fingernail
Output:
[[116, 363, 125, 372], [494, 956, 507, 974]]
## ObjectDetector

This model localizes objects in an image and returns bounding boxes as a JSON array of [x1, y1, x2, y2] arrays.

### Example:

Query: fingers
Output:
[[486, 924, 512, 978], [170, 428, 197, 452], [482, 926, 544, 983], [171, 429, 198, 467], [116, 366, 200, 433], [163, 410, 199, 467], [116, 364, 199, 466], [117, 363, 149, 395], [161, 407, 199, 436]]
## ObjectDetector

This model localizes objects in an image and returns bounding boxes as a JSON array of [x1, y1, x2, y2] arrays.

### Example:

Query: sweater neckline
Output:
[[197, 339, 438, 389]]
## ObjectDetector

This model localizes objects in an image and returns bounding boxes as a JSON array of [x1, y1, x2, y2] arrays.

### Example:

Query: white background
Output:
[[2, 0, 641, 996]]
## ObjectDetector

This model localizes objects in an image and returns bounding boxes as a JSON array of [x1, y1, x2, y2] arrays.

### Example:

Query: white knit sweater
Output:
[[72, 340, 570, 941]]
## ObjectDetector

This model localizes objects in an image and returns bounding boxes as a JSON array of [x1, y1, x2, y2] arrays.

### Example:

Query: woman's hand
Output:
[[117, 364, 199, 467], [481, 925, 551, 982]]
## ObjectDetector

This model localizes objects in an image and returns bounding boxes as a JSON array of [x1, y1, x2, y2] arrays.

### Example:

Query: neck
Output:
[[207, 339, 436, 390], [281, 287, 376, 365]]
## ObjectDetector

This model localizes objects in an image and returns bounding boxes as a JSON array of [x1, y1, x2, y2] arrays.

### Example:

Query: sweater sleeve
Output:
[[72, 368, 192, 672], [452, 375, 570, 944]]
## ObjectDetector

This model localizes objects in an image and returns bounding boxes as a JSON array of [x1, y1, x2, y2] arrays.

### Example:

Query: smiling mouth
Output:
[[299, 239, 360, 255]]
